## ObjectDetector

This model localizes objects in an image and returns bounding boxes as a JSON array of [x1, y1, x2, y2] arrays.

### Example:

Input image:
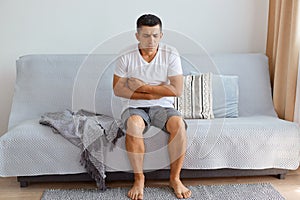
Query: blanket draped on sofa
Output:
[[39, 109, 124, 190]]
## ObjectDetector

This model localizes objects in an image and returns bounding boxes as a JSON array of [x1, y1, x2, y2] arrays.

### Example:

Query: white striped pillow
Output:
[[174, 73, 214, 119]]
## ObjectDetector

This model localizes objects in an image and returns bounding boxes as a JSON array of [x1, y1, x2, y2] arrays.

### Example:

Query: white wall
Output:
[[0, 0, 269, 136]]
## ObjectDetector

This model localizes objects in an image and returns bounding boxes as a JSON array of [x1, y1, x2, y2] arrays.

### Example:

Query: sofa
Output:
[[0, 53, 300, 187]]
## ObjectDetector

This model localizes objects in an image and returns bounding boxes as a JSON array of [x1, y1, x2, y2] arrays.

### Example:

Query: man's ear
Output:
[[160, 32, 163, 39], [135, 32, 140, 41]]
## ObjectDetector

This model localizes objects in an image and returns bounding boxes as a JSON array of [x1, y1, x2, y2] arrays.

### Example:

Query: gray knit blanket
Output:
[[39, 109, 124, 191]]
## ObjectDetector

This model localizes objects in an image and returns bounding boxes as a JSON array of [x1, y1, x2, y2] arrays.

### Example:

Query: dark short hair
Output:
[[136, 14, 162, 32]]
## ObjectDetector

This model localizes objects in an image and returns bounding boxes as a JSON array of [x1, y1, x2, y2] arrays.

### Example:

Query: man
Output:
[[113, 14, 191, 200]]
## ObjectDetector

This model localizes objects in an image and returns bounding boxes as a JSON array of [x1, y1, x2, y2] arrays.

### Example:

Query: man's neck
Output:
[[139, 45, 159, 63]]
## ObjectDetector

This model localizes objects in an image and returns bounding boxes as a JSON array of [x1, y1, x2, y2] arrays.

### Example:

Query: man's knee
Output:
[[126, 115, 145, 136], [166, 116, 185, 135]]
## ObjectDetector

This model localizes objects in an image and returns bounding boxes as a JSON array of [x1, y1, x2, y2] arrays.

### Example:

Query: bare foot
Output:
[[170, 179, 192, 199], [127, 175, 145, 200]]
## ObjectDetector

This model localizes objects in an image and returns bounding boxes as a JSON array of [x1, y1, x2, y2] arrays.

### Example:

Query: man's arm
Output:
[[128, 75, 183, 97], [113, 75, 163, 100]]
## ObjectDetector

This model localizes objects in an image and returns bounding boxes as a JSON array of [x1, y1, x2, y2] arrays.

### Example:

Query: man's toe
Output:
[[175, 192, 184, 199], [183, 190, 192, 198]]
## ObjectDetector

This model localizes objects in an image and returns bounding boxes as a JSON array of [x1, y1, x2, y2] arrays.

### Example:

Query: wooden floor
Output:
[[1, 168, 300, 200]]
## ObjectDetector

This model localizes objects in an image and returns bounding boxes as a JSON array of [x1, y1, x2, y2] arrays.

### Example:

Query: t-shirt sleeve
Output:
[[114, 56, 127, 77], [168, 49, 183, 77]]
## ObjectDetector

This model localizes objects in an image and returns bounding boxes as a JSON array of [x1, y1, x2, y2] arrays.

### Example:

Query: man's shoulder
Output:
[[159, 43, 180, 57]]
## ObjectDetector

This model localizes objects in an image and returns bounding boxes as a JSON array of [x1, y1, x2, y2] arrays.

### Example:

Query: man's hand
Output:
[[127, 77, 146, 92]]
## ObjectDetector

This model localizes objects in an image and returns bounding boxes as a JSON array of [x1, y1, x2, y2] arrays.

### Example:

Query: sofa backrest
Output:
[[8, 53, 277, 129]]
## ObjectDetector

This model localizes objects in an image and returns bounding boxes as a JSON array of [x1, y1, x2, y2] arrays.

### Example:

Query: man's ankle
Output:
[[134, 173, 145, 180], [169, 175, 180, 181]]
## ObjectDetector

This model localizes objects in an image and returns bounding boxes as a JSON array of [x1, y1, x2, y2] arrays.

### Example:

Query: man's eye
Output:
[[143, 35, 150, 38], [153, 34, 159, 38]]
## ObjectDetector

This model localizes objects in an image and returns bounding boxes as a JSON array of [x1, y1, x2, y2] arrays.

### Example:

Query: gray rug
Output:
[[41, 183, 285, 200]]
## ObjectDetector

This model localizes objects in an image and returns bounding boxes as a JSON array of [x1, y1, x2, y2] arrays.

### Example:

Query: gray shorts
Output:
[[121, 106, 187, 133]]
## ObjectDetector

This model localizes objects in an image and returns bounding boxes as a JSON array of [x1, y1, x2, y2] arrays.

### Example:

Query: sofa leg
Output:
[[277, 173, 286, 179], [20, 181, 29, 187]]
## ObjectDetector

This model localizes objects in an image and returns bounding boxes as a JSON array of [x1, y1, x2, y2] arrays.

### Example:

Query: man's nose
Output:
[[148, 36, 155, 43]]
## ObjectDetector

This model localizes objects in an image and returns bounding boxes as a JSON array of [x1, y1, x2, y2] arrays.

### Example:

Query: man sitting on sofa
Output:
[[113, 14, 192, 199]]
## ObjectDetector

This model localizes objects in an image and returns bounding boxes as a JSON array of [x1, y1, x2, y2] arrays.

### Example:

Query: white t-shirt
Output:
[[114, 43, 182, 109]]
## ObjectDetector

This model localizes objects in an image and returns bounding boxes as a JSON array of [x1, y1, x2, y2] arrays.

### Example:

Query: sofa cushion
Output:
[[212, 74, 239, 118], [9, 53, 277, 129], [2, 116, 299, 176]]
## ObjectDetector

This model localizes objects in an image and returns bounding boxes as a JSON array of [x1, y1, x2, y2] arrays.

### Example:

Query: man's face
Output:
[[136, 25, 163, 52]]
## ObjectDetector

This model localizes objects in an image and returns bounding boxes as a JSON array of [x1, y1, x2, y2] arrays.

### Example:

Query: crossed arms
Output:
[[113, 75, 183, 100]]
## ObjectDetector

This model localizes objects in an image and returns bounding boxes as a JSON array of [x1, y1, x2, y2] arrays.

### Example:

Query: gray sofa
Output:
[[0, 53, 299, 187]]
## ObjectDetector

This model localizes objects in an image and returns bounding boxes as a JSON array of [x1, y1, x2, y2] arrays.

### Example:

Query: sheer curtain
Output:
[[266, 0, 300, 121]]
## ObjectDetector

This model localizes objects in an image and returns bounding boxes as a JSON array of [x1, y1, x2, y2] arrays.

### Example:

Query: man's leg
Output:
[[166, 116, 192, 199], [126, 115, 146, 200]]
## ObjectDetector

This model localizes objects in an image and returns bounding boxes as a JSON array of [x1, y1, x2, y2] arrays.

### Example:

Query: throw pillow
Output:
[[174, 73, 214, 119]]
